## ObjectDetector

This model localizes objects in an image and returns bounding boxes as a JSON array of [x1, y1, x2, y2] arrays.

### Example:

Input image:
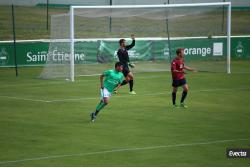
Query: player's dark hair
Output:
[[119, 39, 125, 46], [176, 48, 184, 55], [115, 62, 123, 68]]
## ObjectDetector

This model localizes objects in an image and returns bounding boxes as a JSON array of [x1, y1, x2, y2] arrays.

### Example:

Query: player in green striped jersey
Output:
[[90, 62, 124, 122]]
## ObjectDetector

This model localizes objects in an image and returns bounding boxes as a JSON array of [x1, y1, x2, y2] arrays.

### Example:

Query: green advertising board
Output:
[[0, 36, 249, 67]]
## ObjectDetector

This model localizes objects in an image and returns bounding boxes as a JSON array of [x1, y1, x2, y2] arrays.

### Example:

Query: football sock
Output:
[[121, 80, 128, 86], [129, 80, 134, 92], [95, 101, 107, 116], [172, 92, 176, 105], [181, 91, 188, 103]]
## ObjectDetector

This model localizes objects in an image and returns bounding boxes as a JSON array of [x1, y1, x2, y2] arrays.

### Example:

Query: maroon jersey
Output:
[[171, 58, 185, 80]]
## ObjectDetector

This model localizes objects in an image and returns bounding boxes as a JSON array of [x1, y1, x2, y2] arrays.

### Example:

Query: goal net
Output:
[[40, 2, 231, 81]]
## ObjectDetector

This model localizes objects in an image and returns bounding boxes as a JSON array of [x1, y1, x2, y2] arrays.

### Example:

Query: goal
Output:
[[40, 2, 231, 81]]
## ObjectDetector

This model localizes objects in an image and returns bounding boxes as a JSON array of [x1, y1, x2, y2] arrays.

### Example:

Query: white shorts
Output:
[[100, 88, 112, 99]]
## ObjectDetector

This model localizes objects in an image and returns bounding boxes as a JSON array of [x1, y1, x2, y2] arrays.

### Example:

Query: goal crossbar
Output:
[[71, 2, 231, 9]]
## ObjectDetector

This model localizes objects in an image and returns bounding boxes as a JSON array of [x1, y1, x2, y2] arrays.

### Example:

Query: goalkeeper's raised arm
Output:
[[125, 34, 135, 50]]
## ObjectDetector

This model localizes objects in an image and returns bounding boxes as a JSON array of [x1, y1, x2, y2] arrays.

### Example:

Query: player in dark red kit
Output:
[[171, 48, 196, 108]]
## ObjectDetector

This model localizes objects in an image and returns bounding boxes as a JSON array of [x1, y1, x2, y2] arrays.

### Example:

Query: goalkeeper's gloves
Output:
[[128, 62, 135, 68]]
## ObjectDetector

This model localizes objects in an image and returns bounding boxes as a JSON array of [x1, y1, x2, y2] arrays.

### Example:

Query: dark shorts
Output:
[[172, 78, 187, 87], [122, 66, 130, 77]]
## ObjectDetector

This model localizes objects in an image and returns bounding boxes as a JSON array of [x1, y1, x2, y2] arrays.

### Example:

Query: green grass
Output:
[[0, 5, 68, 40], [0, 5, 250, 40], [0, 60, 250, 166]]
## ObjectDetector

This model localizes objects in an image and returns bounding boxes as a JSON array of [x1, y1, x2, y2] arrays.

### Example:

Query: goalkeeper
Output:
[[90, 62, 124, 122], [116, 34, 136, 95]]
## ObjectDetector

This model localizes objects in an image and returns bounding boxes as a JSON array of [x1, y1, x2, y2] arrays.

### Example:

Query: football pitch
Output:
[[0, 60, 250, 166]]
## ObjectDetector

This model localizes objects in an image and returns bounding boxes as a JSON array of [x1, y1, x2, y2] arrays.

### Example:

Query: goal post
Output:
[[41, 2, 232, 82], [70, 6, 75, 82], [227, 2, 231, 74]]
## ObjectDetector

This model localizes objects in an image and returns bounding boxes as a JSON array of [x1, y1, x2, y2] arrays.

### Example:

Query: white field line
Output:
[[0, 87, 250, 103], [1, 71, 249, 88], [0, 138, 249, 165], [0, 75, 165, 88], [0, 79, 97, 88], [0, 95, 51, 103]]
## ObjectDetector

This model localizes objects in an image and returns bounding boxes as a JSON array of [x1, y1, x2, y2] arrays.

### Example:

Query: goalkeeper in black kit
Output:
[[116, 34, 136, 95]]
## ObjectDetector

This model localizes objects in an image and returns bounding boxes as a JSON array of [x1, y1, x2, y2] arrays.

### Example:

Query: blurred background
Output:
[[0, 0, 250, 40]]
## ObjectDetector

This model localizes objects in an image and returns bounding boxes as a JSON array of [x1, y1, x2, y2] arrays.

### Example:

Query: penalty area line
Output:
[[0, 87, 250, 103], [0, 138, 249, 165], [31, 87, 250, 102], [0, 95, 51, 103]]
